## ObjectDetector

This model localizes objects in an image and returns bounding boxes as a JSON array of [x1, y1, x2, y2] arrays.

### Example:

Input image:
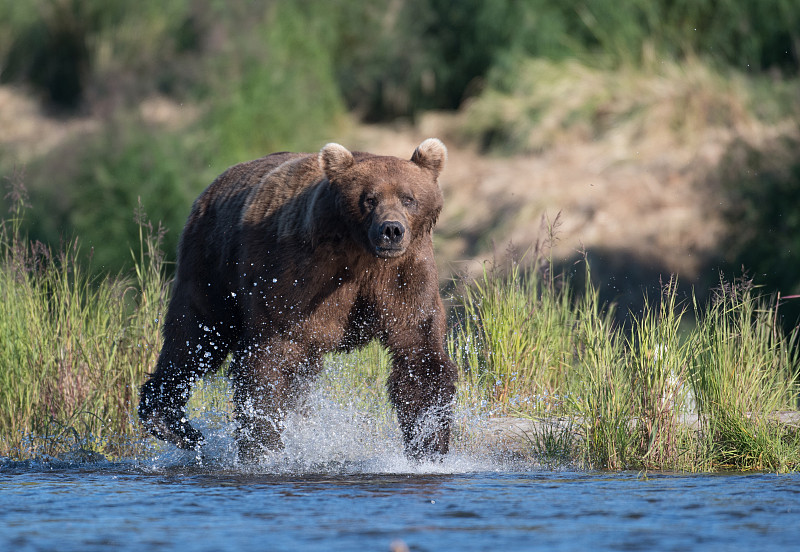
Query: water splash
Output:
[[135, 380, 535, 475]]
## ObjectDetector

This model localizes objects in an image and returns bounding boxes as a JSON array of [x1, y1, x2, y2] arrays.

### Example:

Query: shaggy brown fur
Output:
[[139, 139, 457, 461]]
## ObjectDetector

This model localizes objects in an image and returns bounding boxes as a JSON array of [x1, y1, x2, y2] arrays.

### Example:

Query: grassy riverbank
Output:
[[450, 255, 799, 472], [1, 197, 798, 471], [0, 190, 167, 459]]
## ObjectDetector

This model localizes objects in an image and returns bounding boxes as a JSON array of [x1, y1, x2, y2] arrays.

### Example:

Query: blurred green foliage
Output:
[[0, 0, 350, 272], [0, 0, 799, 278], [205, 1, 346, 165], [4, 0, 797, 117], [21, 119, 208, 272], [0, 0, 206, 109]]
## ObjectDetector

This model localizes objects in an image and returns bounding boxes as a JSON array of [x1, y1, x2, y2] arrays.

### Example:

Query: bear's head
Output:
[[319, 139, 447, 259]]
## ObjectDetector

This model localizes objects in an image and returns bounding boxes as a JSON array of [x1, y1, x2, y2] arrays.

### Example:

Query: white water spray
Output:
[[137, 373, 534, 475]]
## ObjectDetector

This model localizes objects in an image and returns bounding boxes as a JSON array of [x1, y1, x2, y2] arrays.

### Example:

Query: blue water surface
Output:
[[2, 458, 799, 552]]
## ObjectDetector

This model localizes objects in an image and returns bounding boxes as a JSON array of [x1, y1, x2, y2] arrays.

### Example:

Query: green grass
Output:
[[1, 193, 798, 471], [450, 257, 578, 411], [0, 191, 168, 460], [447, 238, 799, 471], [689, 280, 800, 471]]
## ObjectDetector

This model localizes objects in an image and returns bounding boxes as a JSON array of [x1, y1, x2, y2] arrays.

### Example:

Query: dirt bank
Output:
[[350, 115, 728, 303]]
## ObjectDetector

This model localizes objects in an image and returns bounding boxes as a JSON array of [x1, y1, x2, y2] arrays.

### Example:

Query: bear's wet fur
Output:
[[138, 139, 457, 461]]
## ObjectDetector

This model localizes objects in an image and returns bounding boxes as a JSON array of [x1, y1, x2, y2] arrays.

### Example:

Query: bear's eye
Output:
[[363, 195, 377, 209], [401, 196, 416, 209]]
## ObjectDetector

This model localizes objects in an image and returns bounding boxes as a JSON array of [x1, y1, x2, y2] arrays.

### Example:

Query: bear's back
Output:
[[197, 152, 309, 220], [177, 152, 310, 275]]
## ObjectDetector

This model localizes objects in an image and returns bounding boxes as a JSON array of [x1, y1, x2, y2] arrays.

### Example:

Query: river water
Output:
[[3, 394, 800, 551], [3, 454, 800, 552]]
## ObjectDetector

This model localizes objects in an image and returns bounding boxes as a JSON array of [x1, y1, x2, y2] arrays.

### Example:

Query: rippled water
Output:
[[3, 456, 800, 551], [3, 393, 800, 551]]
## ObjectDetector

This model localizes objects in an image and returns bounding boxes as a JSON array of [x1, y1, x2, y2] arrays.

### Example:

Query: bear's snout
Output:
[[371, 219, 408, 257], [380, 220, 405, 244]]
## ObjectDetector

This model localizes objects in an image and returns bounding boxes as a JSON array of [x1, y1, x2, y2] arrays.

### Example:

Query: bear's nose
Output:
[[379, 221, 405, 244]]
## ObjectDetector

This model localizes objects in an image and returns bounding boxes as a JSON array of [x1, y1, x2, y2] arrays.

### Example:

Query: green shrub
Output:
[[332, 0, 800, 119], [3, 0, 799, 117], [2, 1, 348, 275], [9, 120, 208, 274], [204, 1, 346, 165], [0, 0, 200, 109]]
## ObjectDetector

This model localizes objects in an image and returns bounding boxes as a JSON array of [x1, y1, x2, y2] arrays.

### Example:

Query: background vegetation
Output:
[[0, 188, 167, 459], [2, 0, 799, 287]]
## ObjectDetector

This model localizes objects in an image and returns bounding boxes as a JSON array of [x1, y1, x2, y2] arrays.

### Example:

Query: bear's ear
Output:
[[411, 138, 447, 176], [319, 143, 355, 181]]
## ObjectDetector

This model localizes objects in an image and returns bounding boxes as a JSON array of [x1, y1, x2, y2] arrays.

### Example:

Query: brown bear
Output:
[[138, 138, 457, 461]]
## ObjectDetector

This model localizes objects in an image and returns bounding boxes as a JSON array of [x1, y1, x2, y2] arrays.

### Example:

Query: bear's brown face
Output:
[[319, 140, 447, 259], [358, 175, 419, 258]]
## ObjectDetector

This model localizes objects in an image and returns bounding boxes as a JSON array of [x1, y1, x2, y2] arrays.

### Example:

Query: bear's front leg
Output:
[[230, 337, 320, 462], [387, 344, 457, 461]]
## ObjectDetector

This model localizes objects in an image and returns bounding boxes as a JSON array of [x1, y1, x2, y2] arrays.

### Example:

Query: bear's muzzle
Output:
[[372, 219, 408, 257]]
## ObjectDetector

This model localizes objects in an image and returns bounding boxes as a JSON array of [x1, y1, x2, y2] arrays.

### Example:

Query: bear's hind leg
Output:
[[139, 300, 234, 450]]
